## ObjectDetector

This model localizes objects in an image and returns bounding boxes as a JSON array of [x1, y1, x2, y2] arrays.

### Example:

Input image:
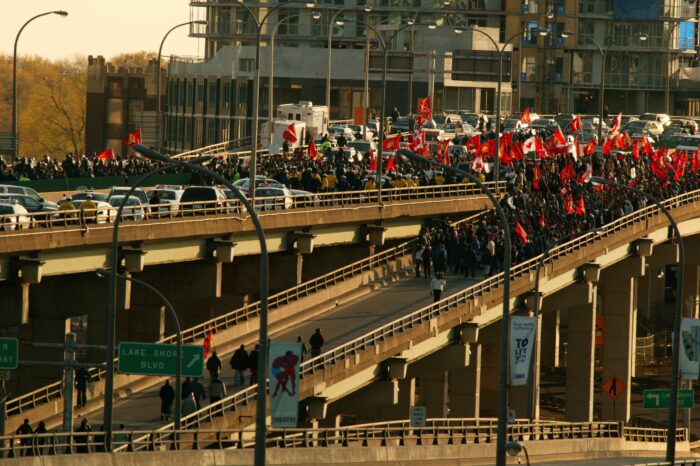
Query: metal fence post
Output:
[[62, 333, 76, 434]]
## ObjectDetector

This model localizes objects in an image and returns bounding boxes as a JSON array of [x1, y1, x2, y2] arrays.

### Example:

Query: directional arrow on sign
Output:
[[187, 353, 201, 369], [645, 392, 660, 408]]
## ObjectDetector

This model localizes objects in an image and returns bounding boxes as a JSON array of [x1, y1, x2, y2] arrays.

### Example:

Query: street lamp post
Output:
[[132, 144, 270, 466], [103, 157, 211, 451], [97, 269, 183, 433], [12, 10, 68, 158], [590, 176, 685, 463], [399, 148, 511, 466], [459, 27, 527, 195], [156, 20, 207, 153]]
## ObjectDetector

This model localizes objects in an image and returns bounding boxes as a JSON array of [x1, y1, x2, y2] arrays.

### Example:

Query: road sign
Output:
[[643, 389, 695, 409], [0, 338, 18, 370], [118, 342, 203, 377], [602, 374, 626, 401], [410, 406, 427, 427]]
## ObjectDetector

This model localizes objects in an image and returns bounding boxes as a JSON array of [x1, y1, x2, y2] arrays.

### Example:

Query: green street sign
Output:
[[118, 342, 204, 377], [0, 338, 18, 370], [643, 389, 694, 409]]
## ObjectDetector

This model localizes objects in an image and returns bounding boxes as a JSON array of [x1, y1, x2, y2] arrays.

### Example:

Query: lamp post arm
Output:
[[399, 148, 511, 466], [326, 7, 348, 111], [132, 144, 270, 466], [590, 177, 684, 463], [269, 14, 303, 140]]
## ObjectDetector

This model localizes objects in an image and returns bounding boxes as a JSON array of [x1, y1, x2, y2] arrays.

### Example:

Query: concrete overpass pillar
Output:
[[449, 343, 481, 418], [18, 317, 70, 392], [599, 257, 645, 422], [478, 322, 501, 417], [682, 264, 700, 318], [421, 370, 448, 418], [638, 243, 678, 322], [0, 282, 29, 327], [551, 279, 597, 422], [324, 380, 400, 424], [540, 308, 560, 370]]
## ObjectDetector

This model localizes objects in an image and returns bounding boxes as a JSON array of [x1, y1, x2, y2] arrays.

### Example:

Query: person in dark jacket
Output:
[[229, 344, 249, 386], [159, 380, 175, 420], [248, 345, 260, 385], [75, 367, 91, 408], [309, 328, 325, 357], [206, 351, 222, 379]]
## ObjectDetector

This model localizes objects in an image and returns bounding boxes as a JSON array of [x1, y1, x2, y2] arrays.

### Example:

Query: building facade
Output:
[[163, 0, 699, 153], [86, 55, 165, 156]]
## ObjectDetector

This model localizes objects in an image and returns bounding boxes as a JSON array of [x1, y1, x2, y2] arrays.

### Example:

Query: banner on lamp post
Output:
[[269, 341, 302, 428], [510, 316, 537, 386], [680, 317, 700, 380]]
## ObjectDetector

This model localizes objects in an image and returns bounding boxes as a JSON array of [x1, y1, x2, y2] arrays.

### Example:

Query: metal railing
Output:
[[0, 419, 685, 457], [0, 182, 502, 235], [4, 206, 490, 418], [171, 137, 272, 161], [165, 188, 700, 432]]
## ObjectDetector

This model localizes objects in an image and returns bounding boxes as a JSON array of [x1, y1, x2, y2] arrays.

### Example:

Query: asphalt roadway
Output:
[[82, 270, 479, 429]]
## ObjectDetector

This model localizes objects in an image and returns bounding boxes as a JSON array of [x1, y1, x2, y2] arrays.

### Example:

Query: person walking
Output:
[[159, 380, 175, 421], [181, 377, 192, 399], [248, 344, 260, 386], [421, 245, 432, 278], [309, 328, 325, 358], [430, 272, 447, 303], [15, 418, 33, 456], [297, 336, 307, 362], [189, 378, 205, 409], [206, 350, 222, 379], [415, 244, 425, 278], [33, 420, 47, 454], [209, 376, 227, 404], [229, 344, 249, 386], [75, 366, 91, 408], [75, 418, 92, 453], [182, 393, 197, 417]]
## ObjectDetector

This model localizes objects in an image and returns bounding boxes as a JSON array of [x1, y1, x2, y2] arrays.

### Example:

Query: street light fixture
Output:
[[590, 176, 685, 464], [12, 10, 68, 158], [156, 20, 208, 153], [133, 144, 271, 466], [398, 148, 512, 466]]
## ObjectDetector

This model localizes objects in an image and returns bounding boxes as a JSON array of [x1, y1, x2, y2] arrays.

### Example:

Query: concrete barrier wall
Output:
[[2, 438, 682, 466]]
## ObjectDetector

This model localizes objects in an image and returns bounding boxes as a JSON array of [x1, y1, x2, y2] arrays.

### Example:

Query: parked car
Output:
[[389, 116, 412, 133], [289, 189, 320, 208], [254, 187, 294, 211], [179, 186, 229, 215], [328, 126, 356, 142], [108, 195, 145, 221], [347, 140, 377, 159], [232, 176, 285, 193], [0, 184, 58, 210], [639, 113, 671, 127], [345, 124, 375, 141], [109, 187, 149, 205], [147, 186, 184, 214], [676, 135, 700, 152], [623, 120, 664, 137], [0, 201, 32, 231]]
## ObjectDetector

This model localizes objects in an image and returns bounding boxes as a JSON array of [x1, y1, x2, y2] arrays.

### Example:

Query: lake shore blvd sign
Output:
[[118, 342, 204, 377]]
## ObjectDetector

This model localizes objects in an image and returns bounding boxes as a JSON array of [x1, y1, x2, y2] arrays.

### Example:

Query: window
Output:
[[235, 7, 258, 35], [239, 59, 255, 72], [521, 0, 539, 14], [222, 83, 231, 110], [524, 56, 536, 81], [523, 21, 539, 45], [197, 82, 205, 107], [209, 82, 218, 110], [278, 10, 299, 36], [572, 52, 593, 84], [553, 0, 565, 14]]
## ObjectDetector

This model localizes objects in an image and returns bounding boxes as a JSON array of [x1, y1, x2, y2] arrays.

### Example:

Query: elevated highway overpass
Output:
[[145, 188, 700, 444], [0, 183, 497, 395]]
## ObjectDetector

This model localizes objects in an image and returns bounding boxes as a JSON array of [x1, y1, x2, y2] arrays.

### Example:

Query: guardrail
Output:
[[171, 137, 272, 161], [0, 181, 503, 234], [4, 204, 491, 419], [0, 419, 685, 457], [166, 187, 700, 432]]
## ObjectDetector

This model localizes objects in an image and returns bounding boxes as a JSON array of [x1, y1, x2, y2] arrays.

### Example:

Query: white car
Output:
[[254, 187, 293, 211], [147, 187, 184, 214], [232, 176, 285, 193], [0, 202, 32, 231], [108, 195, 145, 221]]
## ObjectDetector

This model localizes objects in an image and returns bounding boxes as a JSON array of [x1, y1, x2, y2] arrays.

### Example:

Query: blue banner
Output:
[[680, 22, 696, 51], [613, 0, 660, 20]]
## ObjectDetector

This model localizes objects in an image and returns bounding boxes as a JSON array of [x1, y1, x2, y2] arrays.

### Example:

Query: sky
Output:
[[1, 0, 205, 61]]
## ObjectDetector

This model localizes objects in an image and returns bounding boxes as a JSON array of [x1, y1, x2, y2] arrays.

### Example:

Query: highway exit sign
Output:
[[0, 338, 18, 370], [118, 342, 204, 377], [643, 389, 694, 410]]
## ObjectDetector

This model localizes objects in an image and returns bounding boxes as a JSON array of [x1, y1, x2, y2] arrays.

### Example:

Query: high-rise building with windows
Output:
[[162, 0, 698, 153]]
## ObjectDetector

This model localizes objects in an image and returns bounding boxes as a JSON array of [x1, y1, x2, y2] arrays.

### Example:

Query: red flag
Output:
[[385, 155, 397, 173], [437, 139, 451, 166], [538, 211, 545, 229], [672, 149, 688, 181], [651, 148, 669, 180], [569, 115, 582, 133], [309, 141, 318, 160], [643, 138, 653, 157], [532, 164, 543, 190], [692, 149, 700, 174], [203, 326, 213, 359], [631, 138, 641, 160], [97, 148, 115, 161], [283, 122, 298, 143], [368, 149, 377, 170], [417, 96, 432, 120], [577, 164, 592, 184], [553, 126, 567, 146], [523, 136, 547, 158], [472, 154, 485, 173], [519, 107, 531, 124], [609, 112, 622, 136], [564, 194, 575, 214], [409, 130, 424, 151], [514, 221, 528, 244], [603, 139, 612, 156], [575, 197, 586, 216], [509, 141, 525, 161], [477, 139, 495, 158], [629, 179, 638, 188], [499, 132, 513, 150], [560, 163, 575, 185], [466, 134, 480, 151], [123, 129, 142, 147], [583, 137, 597, 156], [382, 134, 401, 151]]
